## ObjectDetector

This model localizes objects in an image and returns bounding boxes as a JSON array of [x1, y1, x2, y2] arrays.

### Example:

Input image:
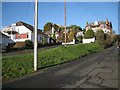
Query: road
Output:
[[2, 46, 119, 89], [2, 44, 61, 57]]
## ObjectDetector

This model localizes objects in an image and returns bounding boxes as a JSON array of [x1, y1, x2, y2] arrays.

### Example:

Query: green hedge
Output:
[[2, 43, 102, 81]]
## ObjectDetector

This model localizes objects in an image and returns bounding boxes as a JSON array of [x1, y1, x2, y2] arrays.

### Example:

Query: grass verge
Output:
[[2, 43, 102, 81]]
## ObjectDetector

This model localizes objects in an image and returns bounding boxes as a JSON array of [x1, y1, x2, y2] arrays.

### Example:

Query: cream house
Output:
[[2, 21, 50, 44]]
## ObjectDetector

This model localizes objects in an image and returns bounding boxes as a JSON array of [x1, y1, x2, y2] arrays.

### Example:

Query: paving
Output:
[[2, 46, 119, 89]]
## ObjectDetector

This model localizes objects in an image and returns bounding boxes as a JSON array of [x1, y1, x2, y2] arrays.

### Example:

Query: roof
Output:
[[88, 21, 107, 26], [3, 21, 44, 35], [0, 32, 10, 38], [44, 30, 52, 35], [17, 21, 43, 34]]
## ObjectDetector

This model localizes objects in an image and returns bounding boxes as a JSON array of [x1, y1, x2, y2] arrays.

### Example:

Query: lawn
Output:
[[2, 43, 102, 81]]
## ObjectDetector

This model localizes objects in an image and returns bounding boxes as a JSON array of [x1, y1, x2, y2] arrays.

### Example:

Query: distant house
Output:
[[44, 25, 63, 43], [2, 21, 50, 44], [85, 19, 112, 34], [0, 32, 14, 51], [44, 24, 83, 44]]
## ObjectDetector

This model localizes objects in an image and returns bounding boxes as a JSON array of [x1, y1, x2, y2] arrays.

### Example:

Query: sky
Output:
[[1, 2, 119, 34]]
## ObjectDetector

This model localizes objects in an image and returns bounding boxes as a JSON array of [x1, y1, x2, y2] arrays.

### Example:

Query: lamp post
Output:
[[64, 0, 66, 46], [34, 0, 38, 71]]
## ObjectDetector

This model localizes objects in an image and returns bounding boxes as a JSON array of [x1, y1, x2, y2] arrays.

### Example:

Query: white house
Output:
[[2, 21, 50, 44]]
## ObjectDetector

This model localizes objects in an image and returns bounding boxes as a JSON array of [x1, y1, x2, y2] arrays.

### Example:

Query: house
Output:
[[44, 23, 83, 44], [0, 32, 14, 52], [44, 25, 64, 43], [85, 19, 112, 34], [2, 21, 50, 44]]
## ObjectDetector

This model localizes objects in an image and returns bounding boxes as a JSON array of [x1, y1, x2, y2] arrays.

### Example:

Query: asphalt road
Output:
[[2, 44, 61, 57], [2, 46, 119, 89]]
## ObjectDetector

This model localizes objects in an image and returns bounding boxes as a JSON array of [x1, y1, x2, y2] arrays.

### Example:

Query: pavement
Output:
[[2, 46, 119, 89]]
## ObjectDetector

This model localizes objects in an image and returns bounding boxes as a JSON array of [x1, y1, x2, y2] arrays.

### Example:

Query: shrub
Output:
[[84, 29, 95, 39], [25, 40, 33, 49], [42, 37, 48, 45], [68, 31, 74, 42], [77, 35, 83, 43], [95, 30, 112, 48]]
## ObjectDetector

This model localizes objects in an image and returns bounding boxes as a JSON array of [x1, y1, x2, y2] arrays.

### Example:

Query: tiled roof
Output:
[[88, 21, 106, 26], [44, 30, 52, 35], [16, 21, 45, 35]]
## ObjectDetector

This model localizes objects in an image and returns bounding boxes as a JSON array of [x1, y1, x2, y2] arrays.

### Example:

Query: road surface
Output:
[[2, 46, 119, 89], [2, 44, 61, 57]]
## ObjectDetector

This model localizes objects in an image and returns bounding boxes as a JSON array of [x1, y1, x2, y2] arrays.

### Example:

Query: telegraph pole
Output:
[[64, 0, 66, 46], [34, 0, 38, 71]]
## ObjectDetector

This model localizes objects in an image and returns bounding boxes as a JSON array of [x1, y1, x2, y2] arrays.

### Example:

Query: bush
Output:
[[2, 43, 102, 81], [77, 35, 83, 43], [95, 30, 112, 48], [25, 40, 33, 49], [68, 31, 74, 42], [84, 29, 95, 39]]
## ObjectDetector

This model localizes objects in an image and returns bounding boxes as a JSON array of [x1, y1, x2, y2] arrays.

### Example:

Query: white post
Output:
[[64, 0, 66, 46], [34, 0, 38, 71]]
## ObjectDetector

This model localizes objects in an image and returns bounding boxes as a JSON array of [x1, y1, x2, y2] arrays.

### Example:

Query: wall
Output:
[[12, 26, 32, 42], [83, 37, 95, 44], [62, 38, 75, 45], [0, 34, 14, 49]]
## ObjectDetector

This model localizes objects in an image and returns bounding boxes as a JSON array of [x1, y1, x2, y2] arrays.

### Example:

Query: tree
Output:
[[95, 30, 104, 41], [67, 25, 82, 34], [84, 29, 95, 39], [83, 28, 86, 34], [68, 31, 74, 42], [96, 30, 112, 48], [53, 24, 59, 32], [42, 37, 48, 44], [44, 22, 53, 32], [116, 34, 120, 46], [59, 27, 64, 31]]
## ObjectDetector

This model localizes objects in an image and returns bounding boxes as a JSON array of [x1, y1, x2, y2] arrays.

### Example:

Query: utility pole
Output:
[[64, 0, 66, 46], [34, 0, 38, 71]]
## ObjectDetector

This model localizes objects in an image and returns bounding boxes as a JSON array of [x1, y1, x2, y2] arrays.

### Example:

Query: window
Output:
[[15, 33, 27, 39], [15, 34, 18, 39], [20, 33, 27, 39]]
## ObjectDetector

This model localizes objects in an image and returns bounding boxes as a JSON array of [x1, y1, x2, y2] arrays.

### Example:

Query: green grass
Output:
[[2, 43, 102, 81]]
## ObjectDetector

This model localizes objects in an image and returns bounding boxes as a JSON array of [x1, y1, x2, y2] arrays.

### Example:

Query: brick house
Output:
[[85, 19, 112, 34]]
